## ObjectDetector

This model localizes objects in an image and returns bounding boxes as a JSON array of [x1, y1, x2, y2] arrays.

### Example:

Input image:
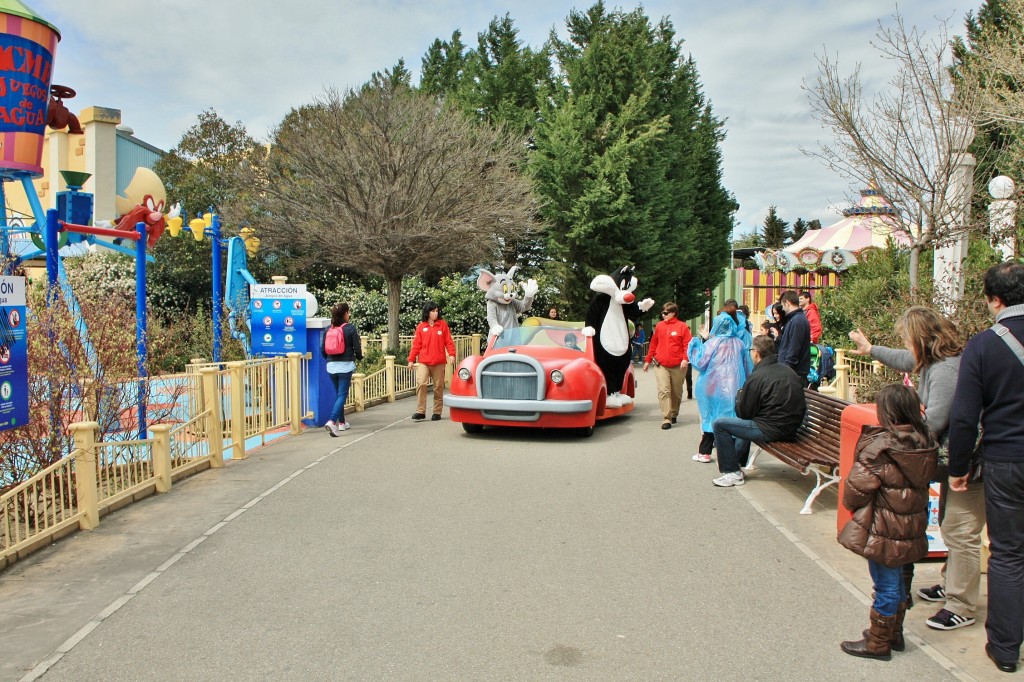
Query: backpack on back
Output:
[[325, 324, 348, 355]]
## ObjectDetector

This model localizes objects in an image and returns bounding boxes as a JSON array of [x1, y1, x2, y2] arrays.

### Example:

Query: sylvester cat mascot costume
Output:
[[583, 266, 654, 407]]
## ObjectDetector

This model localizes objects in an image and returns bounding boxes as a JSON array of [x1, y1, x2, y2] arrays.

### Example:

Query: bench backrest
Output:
[[793, 389, 849, 456]]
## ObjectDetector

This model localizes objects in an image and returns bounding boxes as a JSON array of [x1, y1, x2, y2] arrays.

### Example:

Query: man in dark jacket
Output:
[[711, 334, 807, 487], [776, 290, 811, 383], [948, 261, 1024, 674]]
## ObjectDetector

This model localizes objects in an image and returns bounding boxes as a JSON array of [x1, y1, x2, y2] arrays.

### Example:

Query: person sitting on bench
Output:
[[710, 334, 807, 487]]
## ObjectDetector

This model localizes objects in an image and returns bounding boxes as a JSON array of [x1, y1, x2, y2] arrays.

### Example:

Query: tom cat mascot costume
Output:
[[478, 266, 539, 342], [583, 266, 654, 408]]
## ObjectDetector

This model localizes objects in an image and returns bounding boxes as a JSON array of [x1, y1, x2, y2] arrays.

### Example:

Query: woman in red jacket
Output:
[[408, 301, 457, 421]]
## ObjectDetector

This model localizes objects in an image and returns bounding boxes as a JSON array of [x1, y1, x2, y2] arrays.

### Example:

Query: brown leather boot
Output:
[[862, 601, 906, 651], [842, 609, 895, 660]]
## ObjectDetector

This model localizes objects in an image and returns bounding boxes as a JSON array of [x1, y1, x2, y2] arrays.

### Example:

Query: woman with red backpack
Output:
[[321, 303, 363, 437]]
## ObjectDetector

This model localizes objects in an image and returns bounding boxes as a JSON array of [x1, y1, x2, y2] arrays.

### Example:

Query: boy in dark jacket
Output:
[[776, 290, 811, 383], [710, 335, 806, 487]]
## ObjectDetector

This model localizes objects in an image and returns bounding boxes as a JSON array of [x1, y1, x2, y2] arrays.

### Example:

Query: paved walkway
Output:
[[0, 374, 1000, 680]]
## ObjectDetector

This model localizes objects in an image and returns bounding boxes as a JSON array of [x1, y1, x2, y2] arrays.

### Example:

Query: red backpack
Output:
[[324, 324, 348, 355]]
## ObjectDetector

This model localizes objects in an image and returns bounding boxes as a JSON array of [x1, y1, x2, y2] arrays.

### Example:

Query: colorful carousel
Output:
[[754, 187, 912, 273]]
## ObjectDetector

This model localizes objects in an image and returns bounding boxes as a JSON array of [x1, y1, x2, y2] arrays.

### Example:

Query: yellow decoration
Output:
[[166, 215, 183, 237], [203, 213, 213, 228], [244, 236, 261, 258], [116, 168, 167, 217], [189, 218, 206, 241]]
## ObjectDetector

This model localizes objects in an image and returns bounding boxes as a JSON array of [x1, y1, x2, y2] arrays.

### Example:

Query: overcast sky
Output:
[[33, 0, 979, 235]]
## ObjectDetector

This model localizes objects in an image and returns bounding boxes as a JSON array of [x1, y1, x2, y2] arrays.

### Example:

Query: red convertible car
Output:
[[444, 317, 635, 436]]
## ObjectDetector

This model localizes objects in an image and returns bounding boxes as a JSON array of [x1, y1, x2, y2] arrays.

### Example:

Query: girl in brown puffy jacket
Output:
[[838, 384, 937, 660]]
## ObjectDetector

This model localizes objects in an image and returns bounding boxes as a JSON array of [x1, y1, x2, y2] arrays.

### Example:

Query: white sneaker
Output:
[[692, 453, 712, 463], [327, 421, 340, 437], [712, 471, 745, 487], [339, 422, 351, 431], [324, 420, 335, 433]]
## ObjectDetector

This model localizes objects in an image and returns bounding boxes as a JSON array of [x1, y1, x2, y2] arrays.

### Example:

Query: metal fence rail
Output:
[[0, 456, 79, 558]]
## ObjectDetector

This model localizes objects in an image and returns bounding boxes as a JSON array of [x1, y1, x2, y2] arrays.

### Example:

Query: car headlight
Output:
[[458, 368, 472, 381], [550, 369, 564, 384]]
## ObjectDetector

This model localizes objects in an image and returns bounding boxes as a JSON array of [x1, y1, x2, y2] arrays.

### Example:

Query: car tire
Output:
[[462, 423, 484, 434], [577, 425, 594, 438]]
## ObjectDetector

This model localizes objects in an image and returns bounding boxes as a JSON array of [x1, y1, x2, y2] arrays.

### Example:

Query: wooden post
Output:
[[353, 373, 366, 412], [380, 333, 388, 354], [472, 334, 482, 356], [835, 350, 850, 401], [199, 368, 224, 468], [150, 424, 173, 493], [385, 355, 396, 403], [227, 361, 247, 459], [287, 352, 303, 435], [70, 421, 100, 531]]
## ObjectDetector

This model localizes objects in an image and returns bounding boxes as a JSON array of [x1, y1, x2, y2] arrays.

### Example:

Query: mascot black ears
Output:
[[583, 266, 654, 407]]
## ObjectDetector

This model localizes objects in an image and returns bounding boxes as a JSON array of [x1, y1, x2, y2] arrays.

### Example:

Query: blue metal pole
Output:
[[212, 214, 223, 363], [45, 209, 60, 304], [0, 181, 8, 273], [136, 222, 148, 440]]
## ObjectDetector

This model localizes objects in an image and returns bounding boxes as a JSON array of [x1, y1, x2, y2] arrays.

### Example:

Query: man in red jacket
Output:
[[800, 290, 823, 343], [643, 302, 692, 430], [408, 301, 457, 421]]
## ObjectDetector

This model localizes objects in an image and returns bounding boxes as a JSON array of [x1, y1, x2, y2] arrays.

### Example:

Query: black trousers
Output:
[[984, 460, 1024, 662], [698, 431, 715, 455]]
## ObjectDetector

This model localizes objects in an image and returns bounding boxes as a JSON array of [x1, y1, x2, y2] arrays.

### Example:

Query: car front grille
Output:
[[480, 360, 541, 401]]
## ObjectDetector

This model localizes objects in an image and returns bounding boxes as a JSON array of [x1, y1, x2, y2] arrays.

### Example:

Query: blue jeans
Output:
[[868, 560, 904, 616], [329, 371, 353, 424], [711, 417, 765, 474], [984, 460, 1024, 662]]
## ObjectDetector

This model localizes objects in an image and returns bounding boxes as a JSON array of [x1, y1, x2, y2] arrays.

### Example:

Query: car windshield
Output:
[[492, 325, 588, 352]]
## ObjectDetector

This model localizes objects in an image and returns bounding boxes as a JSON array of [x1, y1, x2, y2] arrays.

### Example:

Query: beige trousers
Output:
[[654, 364, 684, 422], [940, 483, 987, 617], [416, 363, 447, 416]]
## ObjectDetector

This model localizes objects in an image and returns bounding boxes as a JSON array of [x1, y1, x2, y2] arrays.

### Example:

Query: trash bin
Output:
[[305, 317, 334, 427], [837, 403, 878, 534]]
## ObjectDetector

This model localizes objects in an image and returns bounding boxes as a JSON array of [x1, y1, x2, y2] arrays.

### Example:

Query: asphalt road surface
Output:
[[7, 379, 958, 681]]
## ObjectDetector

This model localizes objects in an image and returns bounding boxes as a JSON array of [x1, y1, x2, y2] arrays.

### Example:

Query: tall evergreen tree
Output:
[[952, 0, 1024, 201], [760, 206, 790, 248], [421, 31, 467, 97], [791, 217, 809, 243], [529, 3, 734, 314]]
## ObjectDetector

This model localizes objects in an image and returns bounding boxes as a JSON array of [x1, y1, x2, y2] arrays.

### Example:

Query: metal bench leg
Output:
[[744, 445, 762, 472], [799, 466, 841, 515]]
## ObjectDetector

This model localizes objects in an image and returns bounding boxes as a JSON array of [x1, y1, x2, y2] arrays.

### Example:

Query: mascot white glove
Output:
[[638, 298, 655, 313], [522, 279, 539, 299], [489, 324, 504, 338], [581, 326, 596, 337]]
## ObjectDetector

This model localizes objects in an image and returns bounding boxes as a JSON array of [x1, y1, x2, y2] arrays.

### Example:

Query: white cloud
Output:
[[32, 0, 977, 234]]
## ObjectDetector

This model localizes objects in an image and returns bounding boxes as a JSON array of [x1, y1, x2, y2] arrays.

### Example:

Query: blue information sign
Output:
[[0, 277, 28, 431], [249, 284, 308, 357]]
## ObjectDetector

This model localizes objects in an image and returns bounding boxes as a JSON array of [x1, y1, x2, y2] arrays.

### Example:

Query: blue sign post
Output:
[[249, 283, 308, 357], [0, 276, 28, 431]]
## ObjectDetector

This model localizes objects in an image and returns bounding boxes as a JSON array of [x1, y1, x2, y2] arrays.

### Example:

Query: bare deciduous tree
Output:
[[261, 81, 537, 349], [804, 13, 990, 289], [959, 0, 1024, 171]]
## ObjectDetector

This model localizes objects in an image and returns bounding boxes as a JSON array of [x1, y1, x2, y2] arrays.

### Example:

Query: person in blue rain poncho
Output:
[[688, 305, 753, 463]]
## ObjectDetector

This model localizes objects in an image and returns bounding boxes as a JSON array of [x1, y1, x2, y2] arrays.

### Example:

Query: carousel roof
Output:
[[788, 188, 910, 253], [755, 187, 913, 272]]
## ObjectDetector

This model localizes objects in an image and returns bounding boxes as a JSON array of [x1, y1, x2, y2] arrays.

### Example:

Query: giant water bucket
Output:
[[0, 1, 60, 177]]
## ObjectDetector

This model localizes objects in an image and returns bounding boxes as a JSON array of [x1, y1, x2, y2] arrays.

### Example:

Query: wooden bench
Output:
[[745, 389, 850, 515]]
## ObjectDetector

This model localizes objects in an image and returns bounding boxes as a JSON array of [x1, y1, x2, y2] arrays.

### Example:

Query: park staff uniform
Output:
[[408, 319, 457, 418], [644, 317, 692, 425]]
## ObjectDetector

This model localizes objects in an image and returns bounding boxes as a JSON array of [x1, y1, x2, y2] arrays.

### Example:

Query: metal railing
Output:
[[0, 352, 307, 570]]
